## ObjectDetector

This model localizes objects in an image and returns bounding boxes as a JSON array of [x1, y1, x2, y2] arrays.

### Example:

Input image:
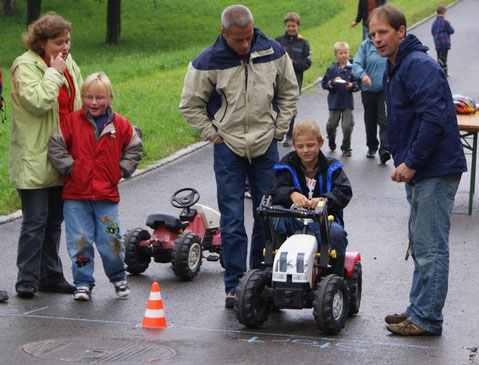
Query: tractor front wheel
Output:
[[313, 274, 349, 334], [171, 232, 202, 281], [124, 228, 151, 275], [235, 269, 272, 328]]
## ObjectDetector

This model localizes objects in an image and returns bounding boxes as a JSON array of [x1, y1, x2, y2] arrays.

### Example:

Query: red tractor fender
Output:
[[344, 251, 361, 277]]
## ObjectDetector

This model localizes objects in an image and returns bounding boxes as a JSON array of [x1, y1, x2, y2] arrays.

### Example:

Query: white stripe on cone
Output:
[[149, 292, 162, 301], [144, 308, 165, 318]]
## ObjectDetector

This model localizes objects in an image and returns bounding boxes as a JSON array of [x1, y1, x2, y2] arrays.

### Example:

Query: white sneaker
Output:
[[73, 286, 91, 301], [113, 280, 130, 298]]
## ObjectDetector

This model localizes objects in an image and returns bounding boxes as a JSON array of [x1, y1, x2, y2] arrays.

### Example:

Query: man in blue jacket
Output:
[[369, 5, 467, 336]]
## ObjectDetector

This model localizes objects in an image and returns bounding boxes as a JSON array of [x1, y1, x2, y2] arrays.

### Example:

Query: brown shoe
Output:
[[384, 312, 407, 324], [387, 319, 439, 336]]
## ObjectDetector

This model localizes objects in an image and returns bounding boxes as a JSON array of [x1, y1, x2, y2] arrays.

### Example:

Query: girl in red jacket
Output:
[[48, 72, 142, 301]]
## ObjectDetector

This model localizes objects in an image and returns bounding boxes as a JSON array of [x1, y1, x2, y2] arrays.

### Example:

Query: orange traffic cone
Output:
[[141, 282, 167, 328]]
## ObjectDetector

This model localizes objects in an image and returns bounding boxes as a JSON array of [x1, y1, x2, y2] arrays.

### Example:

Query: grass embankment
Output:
[[0, 0, 455, 215]]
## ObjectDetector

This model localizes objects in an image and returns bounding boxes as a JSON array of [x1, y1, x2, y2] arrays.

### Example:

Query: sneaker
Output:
[[16, 283, 36, 299], [328, 139, 336, 151], [387, 319, 439, 336], [113, 280, 130, 298], [342, 149, 352, 157], [74, 286, 91, 301], [225, 291, 236, 308], [0, 290, 8, 303], [366, 148, 376, 158], [385, 312, 407, 324], [380, 152, 391, 164]]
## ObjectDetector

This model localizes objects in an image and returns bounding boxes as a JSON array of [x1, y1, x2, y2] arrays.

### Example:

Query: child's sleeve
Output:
[[321, 66, 335, 90], [351, 71, 361, 92], [120, 122, 143, 178], [269, 169, 299, 207], [446, 20, 454, 34], [321, 168, 353, 213], [48, 116, 74, 176], [293, 40, 312, 73]]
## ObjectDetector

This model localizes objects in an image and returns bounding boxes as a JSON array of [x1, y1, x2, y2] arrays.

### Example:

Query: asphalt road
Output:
[[1, 0, 478, 364]]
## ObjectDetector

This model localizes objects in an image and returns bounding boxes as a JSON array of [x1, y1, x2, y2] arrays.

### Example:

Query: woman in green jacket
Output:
[[9, 13, 83, 298]]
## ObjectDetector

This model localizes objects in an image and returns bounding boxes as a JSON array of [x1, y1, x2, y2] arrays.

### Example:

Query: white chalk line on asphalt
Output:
[[0, 309, 435, 350]]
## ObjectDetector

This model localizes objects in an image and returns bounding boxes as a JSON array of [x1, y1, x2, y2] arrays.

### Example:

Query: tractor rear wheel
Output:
[[346, 262, 362, 316]]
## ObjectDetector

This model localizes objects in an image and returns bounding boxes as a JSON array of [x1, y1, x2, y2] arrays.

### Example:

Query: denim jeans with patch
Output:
[[214, 140, 278, 293], [63, 199, 126, 288], [405, 174, 461, 334]]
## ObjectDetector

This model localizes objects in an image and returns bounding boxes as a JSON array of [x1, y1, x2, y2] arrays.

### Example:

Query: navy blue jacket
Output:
[[383, 34, 466, 182], [321, 62, 360, 110], [269, 150, 352, 226]]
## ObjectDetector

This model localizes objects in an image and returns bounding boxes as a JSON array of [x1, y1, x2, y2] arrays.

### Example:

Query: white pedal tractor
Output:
[[234, 196, 362, 335]]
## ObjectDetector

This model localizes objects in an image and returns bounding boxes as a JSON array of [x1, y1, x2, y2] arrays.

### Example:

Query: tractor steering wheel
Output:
[[170, 187, 200, 208]]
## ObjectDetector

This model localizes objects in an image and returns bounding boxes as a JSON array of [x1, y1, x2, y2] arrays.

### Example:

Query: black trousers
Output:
[[360, 90, 389, 155], [437, 49, 449, 75], [16, 186, 66, 290]]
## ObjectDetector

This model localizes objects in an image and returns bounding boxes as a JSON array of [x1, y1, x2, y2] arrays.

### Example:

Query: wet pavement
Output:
[[0, 0, 478, 363]]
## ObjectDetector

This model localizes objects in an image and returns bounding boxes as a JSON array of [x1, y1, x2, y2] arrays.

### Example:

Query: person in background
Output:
[[179, 5, 298, 308], [352, 34, 390, 162], [369, 4, 466, 336], [431, 4, 454, 76], [275, 12, 312, 146], [350, 0, 387, 40], [0, 68, 7, 303], [9, 13, 82, 299], [321, 41, 360, 157]]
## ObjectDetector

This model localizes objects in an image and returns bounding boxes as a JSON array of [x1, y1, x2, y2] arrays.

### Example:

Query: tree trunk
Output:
[[2, 0, 16, 16], [106, 0, 121, 45], [26, 0, 41, 27]]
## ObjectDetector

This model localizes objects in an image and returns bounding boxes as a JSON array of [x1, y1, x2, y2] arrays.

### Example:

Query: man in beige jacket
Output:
[[179, 4, 298, 308]]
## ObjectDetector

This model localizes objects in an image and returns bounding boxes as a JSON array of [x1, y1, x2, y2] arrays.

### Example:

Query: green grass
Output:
[[0, 0, 455, 215]]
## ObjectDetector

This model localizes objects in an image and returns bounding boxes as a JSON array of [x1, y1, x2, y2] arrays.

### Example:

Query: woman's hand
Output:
[[50, 52, 67, 73]]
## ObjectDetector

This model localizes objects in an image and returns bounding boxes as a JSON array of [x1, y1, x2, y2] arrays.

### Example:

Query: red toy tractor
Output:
[[124, 188, 222, 280]]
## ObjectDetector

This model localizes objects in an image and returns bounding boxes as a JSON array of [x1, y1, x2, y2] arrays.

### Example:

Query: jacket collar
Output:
[[284, 149, 332, 173], [215, 27, 273, 60], [387, 34, 428, 73]]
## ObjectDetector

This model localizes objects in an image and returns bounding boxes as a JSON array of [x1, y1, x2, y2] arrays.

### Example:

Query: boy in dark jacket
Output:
[[321, 42, 360, 156], [269, 120, 352, 275], [48, 72, 142, 301], [431, 4, 454, 76], [276, 12, 312, 146]]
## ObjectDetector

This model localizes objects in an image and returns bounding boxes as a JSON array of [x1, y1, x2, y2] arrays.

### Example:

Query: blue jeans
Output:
[[63, 200, 126, 287], [214, 140, 278, 293], [276, 218, 348, 255], [405, 174, 461, 334]]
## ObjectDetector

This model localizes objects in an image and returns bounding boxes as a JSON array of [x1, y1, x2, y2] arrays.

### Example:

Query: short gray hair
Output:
[[221, 5, 254, 34]]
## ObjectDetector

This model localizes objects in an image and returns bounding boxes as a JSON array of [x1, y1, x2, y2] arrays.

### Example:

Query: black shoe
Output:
[[225, 291, 237, 308], [380, 152, 391, 164], [366, 148, 376, 158], [16, 283, 36, 299], [0, 290, 8, 303], [328, 139, 336, 151], [39, 280, 76, 294]]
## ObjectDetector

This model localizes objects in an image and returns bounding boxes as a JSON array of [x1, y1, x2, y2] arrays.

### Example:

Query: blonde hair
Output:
[[81, 72, 113, 98], [333, 41, 350, 53], [22, 12, 72, 56], [284, 12, 301, 25], [293, 120, 323, 144]]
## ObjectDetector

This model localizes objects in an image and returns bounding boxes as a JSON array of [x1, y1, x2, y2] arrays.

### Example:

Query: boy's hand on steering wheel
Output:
[[290, 191, 310, 209], [308, 197, 324, 209]]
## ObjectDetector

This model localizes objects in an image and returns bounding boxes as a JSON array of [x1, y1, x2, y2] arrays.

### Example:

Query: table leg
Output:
[[468, 132, 477, 215]]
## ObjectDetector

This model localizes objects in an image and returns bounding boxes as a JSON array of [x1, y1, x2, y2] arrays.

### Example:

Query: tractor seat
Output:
[[145, 214, 189, 232]]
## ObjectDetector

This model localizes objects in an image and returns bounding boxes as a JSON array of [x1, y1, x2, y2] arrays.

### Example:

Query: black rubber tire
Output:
[[313, 274, 350, 334], [235, 269, 272, 328], [171, 232, 202, 281], [124, 228, 151, 275], [346, 262, 362, 316], [219, 248, 225, 269]]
